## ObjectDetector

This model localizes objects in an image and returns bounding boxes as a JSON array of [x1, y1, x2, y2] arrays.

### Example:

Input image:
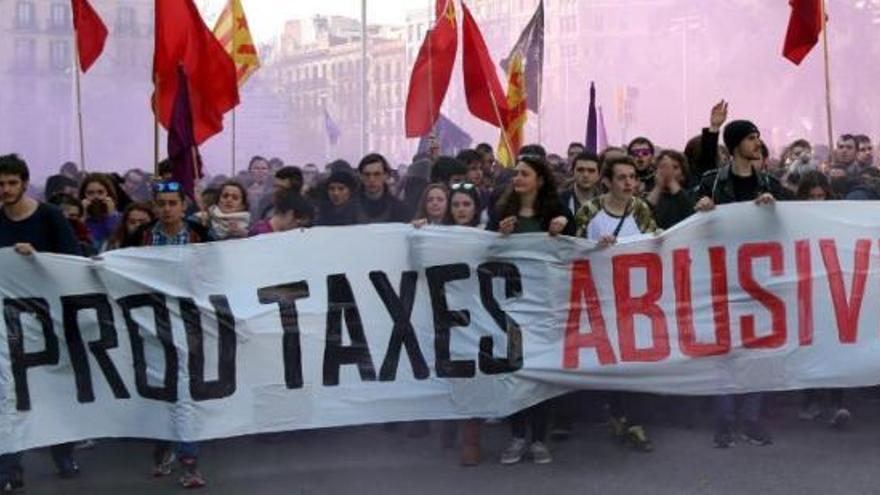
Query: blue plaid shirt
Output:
[[150, 222, 192, 246]]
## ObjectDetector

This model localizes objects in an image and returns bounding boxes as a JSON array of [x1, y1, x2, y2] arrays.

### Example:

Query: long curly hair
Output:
[[494, 154, 562, 224]]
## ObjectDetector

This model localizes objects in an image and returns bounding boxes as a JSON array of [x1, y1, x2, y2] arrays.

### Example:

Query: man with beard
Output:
[[0, 154, 81, 492], [695, 120, 789, 449]]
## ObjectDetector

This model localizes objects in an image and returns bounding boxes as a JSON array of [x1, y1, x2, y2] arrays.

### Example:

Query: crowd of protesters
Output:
[[0, 99, 878, 491]]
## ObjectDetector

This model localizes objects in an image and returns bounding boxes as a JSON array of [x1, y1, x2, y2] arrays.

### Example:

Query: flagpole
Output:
[[231, 108, 237, 176], [427, 0, 436, 143], [230, 6, 238, 176], [819, 0, 834, 152], [360, 0, 369, 156], [72, 35, 87, 172]]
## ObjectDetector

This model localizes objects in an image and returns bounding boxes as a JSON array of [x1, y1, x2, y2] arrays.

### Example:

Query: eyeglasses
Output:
[[153, 181, 182, 193], [630, 149, 653, 158], [450, 182, 477, 191]]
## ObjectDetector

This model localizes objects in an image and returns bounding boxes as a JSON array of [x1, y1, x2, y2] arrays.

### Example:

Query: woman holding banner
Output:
[[488, 153, 573, 465]]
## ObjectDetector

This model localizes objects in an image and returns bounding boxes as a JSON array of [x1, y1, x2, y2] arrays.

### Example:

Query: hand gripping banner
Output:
[[2, 202, 880, 454]]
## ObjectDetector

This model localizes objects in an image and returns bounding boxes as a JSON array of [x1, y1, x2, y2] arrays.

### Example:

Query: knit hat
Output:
[[326, 170, 358, 191], [723, 120, 760, 153]]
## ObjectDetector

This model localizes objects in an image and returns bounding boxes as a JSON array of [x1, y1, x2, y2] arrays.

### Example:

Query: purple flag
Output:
[[597, 105, 609, 152], [168, 66, 202, 199], [585, 82, 597, 154]]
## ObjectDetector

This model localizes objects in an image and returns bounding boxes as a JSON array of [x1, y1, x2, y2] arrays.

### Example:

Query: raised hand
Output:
[[710, 100, 728, 132]]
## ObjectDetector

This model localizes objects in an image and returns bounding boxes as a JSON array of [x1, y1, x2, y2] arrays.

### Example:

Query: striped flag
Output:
[[500, 0, 543, 113], [497, 51, 527, 168], [213, 0, 260, 86]]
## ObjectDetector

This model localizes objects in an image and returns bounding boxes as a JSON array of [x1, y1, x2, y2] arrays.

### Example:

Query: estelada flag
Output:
[[500, 0, 544, 114], [783, 0, 824, 65], [497, 52, 527, 168], [213, 0, 261, 86], [461, 1, 509, 128], [71, 0, 107, 72], [153, 0, 240, 145], [404, 0, 458, 138]]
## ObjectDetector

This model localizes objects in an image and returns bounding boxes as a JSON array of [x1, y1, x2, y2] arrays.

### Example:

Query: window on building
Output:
[[49, 2, 70, 30], [13, 38, 37, 70], [117, 6, 137, 35], [50, 40, 71, 71], [15, 1, 36, 29]]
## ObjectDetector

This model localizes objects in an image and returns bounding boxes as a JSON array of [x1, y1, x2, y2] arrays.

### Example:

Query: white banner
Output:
[[2, 202, 880, 454]]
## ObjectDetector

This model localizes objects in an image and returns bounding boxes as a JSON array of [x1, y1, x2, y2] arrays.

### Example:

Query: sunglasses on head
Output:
[[153, 181, 182, 193], [450, 182, 477, 191]]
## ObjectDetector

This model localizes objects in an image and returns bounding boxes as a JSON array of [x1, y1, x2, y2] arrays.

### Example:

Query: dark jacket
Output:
[[845, 185, 880, 201], [559, 186, 599, 218], [651, 190, 695, 229], [317, 200, 358, 226], [485, 204, 576, 236], [693, 128, 721, 183], [696, 164, 790, 205], [353, 190, 407, 224], [123, 220, 212, 248]]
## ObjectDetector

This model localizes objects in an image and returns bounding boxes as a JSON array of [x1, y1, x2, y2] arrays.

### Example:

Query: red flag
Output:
[[404, 0, 457, 138], [153, 0, 240, 145], [461, 2, 508, 128], [71, 0, 107, 72], [434, 0, 446, 22], [783, 0, 824, 65]]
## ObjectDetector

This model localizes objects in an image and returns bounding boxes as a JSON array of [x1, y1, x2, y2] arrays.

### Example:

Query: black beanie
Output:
[[326, 170, 358, 191], [723, 120, 760, 153]]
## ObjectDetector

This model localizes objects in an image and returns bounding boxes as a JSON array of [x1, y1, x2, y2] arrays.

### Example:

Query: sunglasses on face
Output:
[[450, 182, 477, 191], [631, 149, 653, 157], [153, 181, 182, 193]]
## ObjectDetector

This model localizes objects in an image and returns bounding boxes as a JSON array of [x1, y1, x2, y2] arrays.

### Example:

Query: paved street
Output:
[[17, 392, 880, 494]]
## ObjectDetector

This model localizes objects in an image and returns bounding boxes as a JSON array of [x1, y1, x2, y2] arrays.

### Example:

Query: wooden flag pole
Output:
[[820, 0, 834, 152], [72, 39, 87, 172], [231, 108, 237, 176], [231, 7, 238, 176]]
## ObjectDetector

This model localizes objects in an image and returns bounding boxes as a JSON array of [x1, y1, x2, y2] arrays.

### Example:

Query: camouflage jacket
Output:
[[574, 195, 658, 238]]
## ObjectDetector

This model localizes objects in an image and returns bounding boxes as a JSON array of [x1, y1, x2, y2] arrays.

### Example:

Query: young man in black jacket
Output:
[[694, 119, 785, 449], [353, 153, 407, 224], [0, 154, 82, 492]]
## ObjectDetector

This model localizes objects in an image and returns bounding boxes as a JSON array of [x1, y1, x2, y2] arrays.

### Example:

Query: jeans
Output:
[[606, 392, 648, 426], [154, 441, 200, 462], [511, 401, 550, 443], [715, 393, 762, 428]]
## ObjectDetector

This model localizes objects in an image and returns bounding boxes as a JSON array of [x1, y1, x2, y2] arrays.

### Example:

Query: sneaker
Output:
[[625, 426, 654, 452], [499, 438, 528, 465], [713, 425, 736, 449], [56, 457, 80, 479], [829, 408, 852, 429], [152, 449, 176, 478], [179, 459, 206, 489], [528, 442, 553, 464], [740, 421, 773, 446], [1, 477, 23, 494], [798, 403, 823, 421]]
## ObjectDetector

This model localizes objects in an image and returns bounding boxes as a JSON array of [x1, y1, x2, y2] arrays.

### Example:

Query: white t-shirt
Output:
[[586, 208, 642, 241]]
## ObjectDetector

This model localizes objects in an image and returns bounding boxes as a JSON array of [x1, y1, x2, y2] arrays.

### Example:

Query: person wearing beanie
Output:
[[694, 111, 788, 450], [722, 120, 760, 155], [316, 170, 358, 226]]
